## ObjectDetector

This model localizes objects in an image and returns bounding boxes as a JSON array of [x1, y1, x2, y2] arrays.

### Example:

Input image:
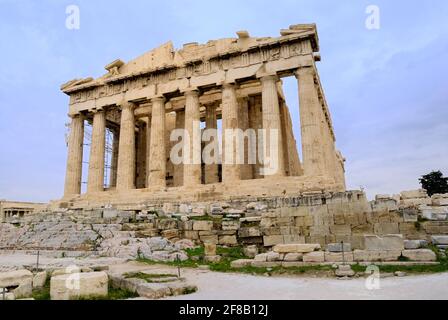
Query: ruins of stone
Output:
[[1, 24, 448, 299]]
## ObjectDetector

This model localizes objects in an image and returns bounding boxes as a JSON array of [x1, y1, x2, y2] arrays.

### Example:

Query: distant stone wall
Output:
[[1, 191, 447, 255]]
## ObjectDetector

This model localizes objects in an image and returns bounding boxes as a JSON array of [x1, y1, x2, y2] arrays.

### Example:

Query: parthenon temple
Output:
[[60, 24, 346, 207]]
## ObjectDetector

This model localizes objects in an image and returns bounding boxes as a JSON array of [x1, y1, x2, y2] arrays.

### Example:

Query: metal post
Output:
[[341, 241, 346, 265], [36, 250, 40, 272], [176, 254, 181, 278], [2, 287, 5, 301]]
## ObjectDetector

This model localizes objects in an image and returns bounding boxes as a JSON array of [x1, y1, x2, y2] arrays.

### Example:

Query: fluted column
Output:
[[116, 102, 136, 191], [64, 113, 84, 197], [260, 75, 285, 177], [87, 109, 106, 193], [204, 103, 219, 184], [145, 116, 152, 186], [109, 129, 119, 188], [248, 96, 263, 179], [183, 90, 202, 187], [173, 111, 184, 187], [148, 97, 167, 188], [221, 83, 241, 183], [238, 97, 253, 180], [295, 67, 327, 177]]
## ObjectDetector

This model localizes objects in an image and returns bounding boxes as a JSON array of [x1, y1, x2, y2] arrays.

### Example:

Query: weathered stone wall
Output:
[[1, 191, 447, 256]]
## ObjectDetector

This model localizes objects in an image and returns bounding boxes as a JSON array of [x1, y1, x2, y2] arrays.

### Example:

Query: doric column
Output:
[[204, 103, 219, 184], [87, 109, 106, 193], [221, 83, 241, 183], [116, 102, 136, 191], [145, 116, 152, 186], [135, 121, 147, 189], [248, 96, 263, 179], [260, 75, 285, 177], [148, 97, 167, 188], [295, 67, 327, 177], [238, 97, 253, 180], [64, 113, 84, 197], [109, 129, 119, 188], [183, 89, 202, 187], [173, 111, 184, 187]]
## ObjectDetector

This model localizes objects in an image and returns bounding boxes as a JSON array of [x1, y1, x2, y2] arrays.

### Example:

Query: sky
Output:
[[0, 0, 447, 202]]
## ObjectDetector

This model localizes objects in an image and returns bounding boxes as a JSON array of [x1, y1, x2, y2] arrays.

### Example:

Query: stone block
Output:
[[254, 253, 268, 262], [335, 265, 355, 277], [324, 252, 354, 263], [374, 222, 399, 235], [273, 243, 321, 253], [218, 235, 237, 245], [230, 259, 253, 268], [243, 245, 258, 258], [432, 235, 448, 245], [50, 272, 108, 300], [183, 230, 199, 240], [266, 251, 281, 262], [192, 220, 213, 231], [204, 255, 221, 263], [103, 209, 119, 219], [250, 261, 281, 268], [0, 270, 33, 299], [303, 251, 325, 263], [239, 227, 261, 238], [401, 189, 428, 199], [364, 234, 404, 251], [404, 240, 427, 249], [402, 249, 436, 261], [432, 195, 448, 206], [204, 242, 217, 256], [33, 271, 48, 288], [327, 242, 352, 252], [222, 220, 240, 231], [353, 250, 401, 262], [263, 235, 284, 247], [283, 253, 303, 262]]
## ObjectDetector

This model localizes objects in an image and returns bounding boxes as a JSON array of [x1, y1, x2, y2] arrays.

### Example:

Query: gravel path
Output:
[[1, 253, 447, 300]]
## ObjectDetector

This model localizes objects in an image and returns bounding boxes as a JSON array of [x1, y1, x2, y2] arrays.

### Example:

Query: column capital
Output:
[[151, 96, 166, 103], [294, 66, 314, 78], [91, 107, 105, 114], [183, 88, 200, 97], [222, 82, 238, 90], [117, 101, 136, 110], [67, 112, 84, 119], [260, 74, 279, 82]]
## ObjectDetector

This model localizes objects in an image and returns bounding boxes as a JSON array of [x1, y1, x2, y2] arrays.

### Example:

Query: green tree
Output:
[[419, 171, 448, 196]]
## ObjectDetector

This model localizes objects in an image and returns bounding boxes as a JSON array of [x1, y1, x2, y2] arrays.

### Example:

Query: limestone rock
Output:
[[230, 259, 253, 268], [266, 251, 281, 262], [402, 249, 437, 261], [33, 271, 48, 288], [353, 250, 401, 262], [283, 253, 303, 262], [432, 235, 448, 245], [327, 242, 351, 252], [325, 252, 354, 263], [193, 220, 213, 231], [335, 264, 355, 277], [204, 242, 217, 256], [403, 240, 427, 250], [50, 272, 108, 300], [254, 253, 268, 262], [364, 234, 404, 251], [273, 243, 320, 253], [0, 270, 33, 299], [303, 251, 325, 263], [204, 255, 221, 263], [243, 245, 258, 258]]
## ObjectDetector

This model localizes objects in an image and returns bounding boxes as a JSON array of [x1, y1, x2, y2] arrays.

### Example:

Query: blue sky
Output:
[[0, 0, 447, 202]]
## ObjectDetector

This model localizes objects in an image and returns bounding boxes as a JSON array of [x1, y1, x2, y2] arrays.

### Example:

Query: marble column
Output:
[[87, 109, 106, 193], [260, 75, 285, 177], [145, 116, 152, 186], [136, 121, 147, 189], [204, 103, 219, 184], [221, 83, 241, 183], [248, 96, 263, 179], [148, 97, 167, 188], [238, 97, 253, 180], [109, 129, 119, 188], [64, 113, 84, 197], [295, 67, 327, 177], [116, 102, 136, 191], [183, 90, 202, 187], [173, 111, 184, 187]]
